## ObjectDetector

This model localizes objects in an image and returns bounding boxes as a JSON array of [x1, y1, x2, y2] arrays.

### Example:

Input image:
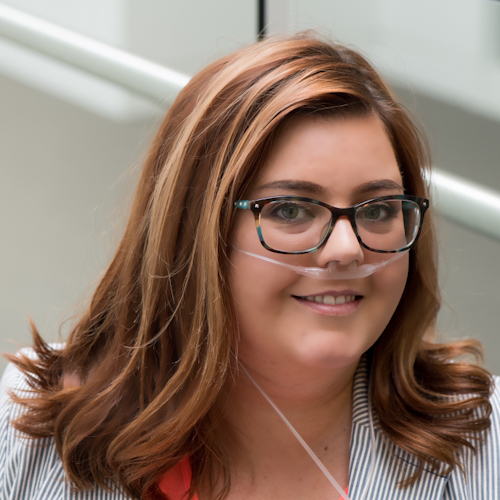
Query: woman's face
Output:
[[229, 114, 409, 377]]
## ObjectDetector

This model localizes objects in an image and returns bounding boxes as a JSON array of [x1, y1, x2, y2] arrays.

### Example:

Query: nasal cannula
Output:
[[232, 247, 407, 280]]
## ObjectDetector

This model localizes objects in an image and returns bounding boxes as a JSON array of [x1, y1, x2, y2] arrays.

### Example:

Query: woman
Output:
[[0, 34, 497, 500]]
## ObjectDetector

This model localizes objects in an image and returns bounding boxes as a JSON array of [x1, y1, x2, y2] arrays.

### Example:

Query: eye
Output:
[[358, 202, 399, 223], [364, 205, 384, 220], [280, 204, 300, 220], [263, 201, 317, 224]]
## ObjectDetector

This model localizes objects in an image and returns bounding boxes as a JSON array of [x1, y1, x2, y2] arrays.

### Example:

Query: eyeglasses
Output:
[[234, 195, 429, 254]]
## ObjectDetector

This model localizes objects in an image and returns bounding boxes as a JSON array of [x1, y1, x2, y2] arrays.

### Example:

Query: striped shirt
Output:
[[0, 357, 499, 499]]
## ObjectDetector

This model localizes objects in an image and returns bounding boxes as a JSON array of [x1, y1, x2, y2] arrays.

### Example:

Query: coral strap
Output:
[[158, 457, 198, 500], [159, 458, 347, 500], [338, 486, 349, 499]]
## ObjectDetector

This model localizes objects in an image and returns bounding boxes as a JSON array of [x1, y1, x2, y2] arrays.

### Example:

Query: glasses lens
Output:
[[355, 199, 421, 251], [259, 200, 332, 252]]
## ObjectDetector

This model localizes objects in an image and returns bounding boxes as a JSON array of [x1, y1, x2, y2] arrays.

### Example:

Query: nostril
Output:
[[327, 261, 337, 272]]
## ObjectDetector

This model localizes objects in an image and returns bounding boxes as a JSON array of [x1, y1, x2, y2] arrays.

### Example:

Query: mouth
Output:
[[292, 293, 362, 305], [291, 292, 363, 316], [303, 294, 359, 305]]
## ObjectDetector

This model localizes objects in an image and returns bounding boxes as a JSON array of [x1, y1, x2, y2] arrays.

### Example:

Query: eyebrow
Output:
[[254, 180, 325, 196], [353, 179, 404, 194], [253, 178, 404, 197]]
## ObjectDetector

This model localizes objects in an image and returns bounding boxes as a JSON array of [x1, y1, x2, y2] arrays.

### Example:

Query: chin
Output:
[[295, 337, 367, 371]]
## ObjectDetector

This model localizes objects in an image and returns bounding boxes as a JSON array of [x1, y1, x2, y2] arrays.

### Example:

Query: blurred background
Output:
[[0, 0, 499, 372]]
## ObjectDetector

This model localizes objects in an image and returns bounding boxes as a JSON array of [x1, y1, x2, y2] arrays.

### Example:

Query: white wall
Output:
[[272, 0, 500, 122], [0, 0, 256, 119], [0, 74, 152, 364]]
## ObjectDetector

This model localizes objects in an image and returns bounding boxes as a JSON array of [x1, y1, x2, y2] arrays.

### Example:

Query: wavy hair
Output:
[[8, 33, 492, 499]]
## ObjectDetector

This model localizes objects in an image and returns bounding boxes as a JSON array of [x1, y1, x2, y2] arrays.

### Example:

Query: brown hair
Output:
[[8, 33, 492, 499]]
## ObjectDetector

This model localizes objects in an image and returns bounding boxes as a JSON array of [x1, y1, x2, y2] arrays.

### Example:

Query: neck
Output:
[[219, 357, 359, 487]]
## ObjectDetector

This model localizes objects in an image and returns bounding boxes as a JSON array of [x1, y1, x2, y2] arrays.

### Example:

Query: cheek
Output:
[[390, 254, 409, 298], [229, 252, 295, 322], [229, 213, 298, 319], [372, 254, 409, 323], [228, 252, 304, 366]]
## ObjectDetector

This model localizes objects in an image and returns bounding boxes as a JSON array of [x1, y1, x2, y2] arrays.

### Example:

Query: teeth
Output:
[[323, 295, 335, 305], [303, 295, 356, 305]]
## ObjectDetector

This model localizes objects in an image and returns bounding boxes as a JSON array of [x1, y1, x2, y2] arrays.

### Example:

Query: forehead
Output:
[[252, 114, 403, 202]]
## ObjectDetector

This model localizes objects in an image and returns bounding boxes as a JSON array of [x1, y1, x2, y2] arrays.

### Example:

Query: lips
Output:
[[302, 294, 357, 305], [292, 290, 362, 305], [293, 288, 363, 305], [292, 291, 362, 316]]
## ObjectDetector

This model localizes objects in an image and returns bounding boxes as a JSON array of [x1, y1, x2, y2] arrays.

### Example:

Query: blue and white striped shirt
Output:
[[0, 358, 499, 499]]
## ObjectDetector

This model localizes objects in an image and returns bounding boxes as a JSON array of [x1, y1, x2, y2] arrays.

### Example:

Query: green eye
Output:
[[264, 202, 315, 224], [364, 206, 383, 220], [358, 203, 398, 223], [281, 205, 299, 219]]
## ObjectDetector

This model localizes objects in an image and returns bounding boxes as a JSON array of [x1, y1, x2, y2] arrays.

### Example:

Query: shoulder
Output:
[[490, 374, 500, 418], [475, 374, 500, 452], [445, 375, 500, 499], [481, 374, 500, 456], [0, 353, 130, 500], [473, 374, 500, 469]]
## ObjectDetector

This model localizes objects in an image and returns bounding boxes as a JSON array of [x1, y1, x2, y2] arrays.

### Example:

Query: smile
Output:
[[303, 294, 357, 305], [292, 292, 362, 316]]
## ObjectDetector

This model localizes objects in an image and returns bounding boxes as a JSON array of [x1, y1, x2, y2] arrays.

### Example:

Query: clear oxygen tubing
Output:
[[357, 368, 377, 500], [237, 359, 351, 500], [232, 247, 408, 280], [237, 358, 378, 500]]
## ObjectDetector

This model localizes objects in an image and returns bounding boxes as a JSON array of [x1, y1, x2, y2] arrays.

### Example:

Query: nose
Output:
[[316, 217, 364, 267]]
